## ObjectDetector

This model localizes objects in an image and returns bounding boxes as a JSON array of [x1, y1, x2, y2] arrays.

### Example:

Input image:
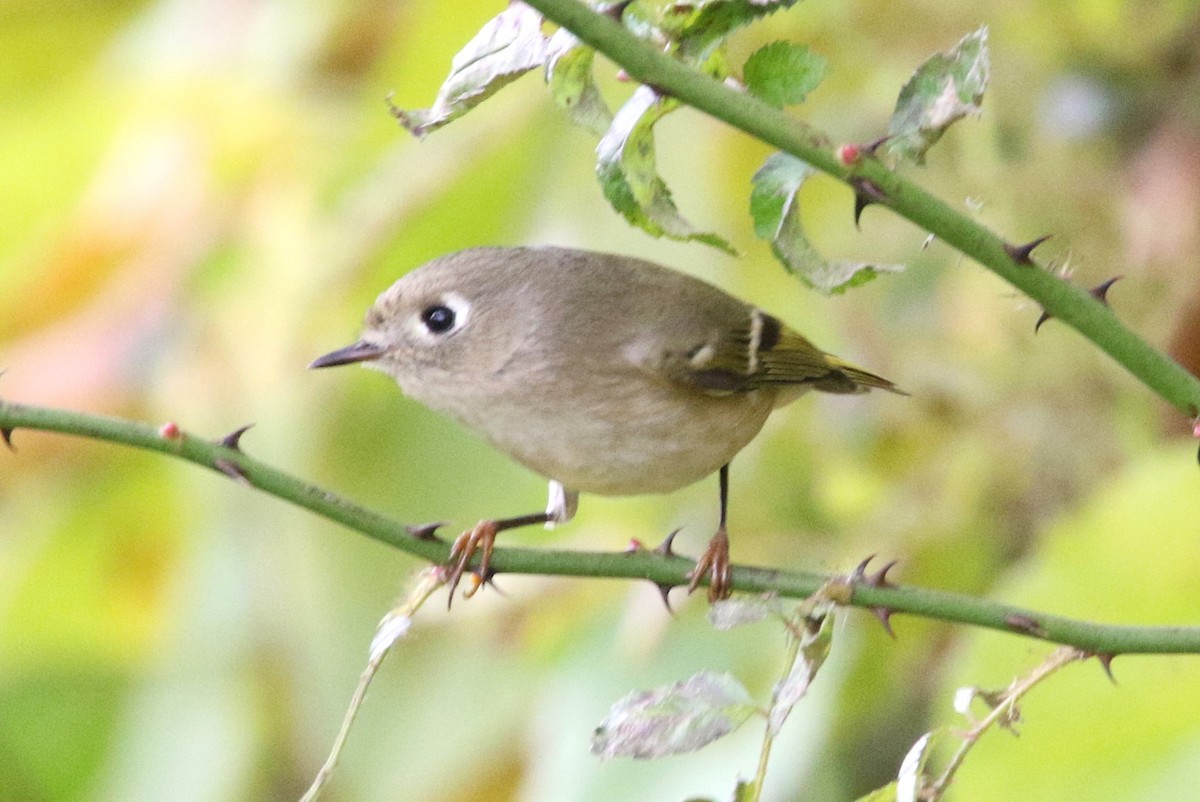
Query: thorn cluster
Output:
[[647, 529, 685, 613], [851, 555, 900, 638]]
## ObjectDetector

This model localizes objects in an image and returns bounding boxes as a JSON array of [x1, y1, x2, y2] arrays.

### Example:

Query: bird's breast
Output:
[[408, 366, 777, 497]]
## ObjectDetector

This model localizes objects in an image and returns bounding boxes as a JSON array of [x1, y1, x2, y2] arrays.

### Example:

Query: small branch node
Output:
[[213, 457, 250, 485], [1003, 614, 1047, 639]]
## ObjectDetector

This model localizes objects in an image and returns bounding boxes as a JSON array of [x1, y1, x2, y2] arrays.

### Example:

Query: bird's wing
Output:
[[656, 309, 900, 396]]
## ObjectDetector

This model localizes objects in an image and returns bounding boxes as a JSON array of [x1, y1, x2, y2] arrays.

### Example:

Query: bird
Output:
[[310, 246, 900, 601]]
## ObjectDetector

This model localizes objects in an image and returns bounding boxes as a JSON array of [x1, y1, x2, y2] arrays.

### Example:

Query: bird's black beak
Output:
[[309, 340, 388, 369]]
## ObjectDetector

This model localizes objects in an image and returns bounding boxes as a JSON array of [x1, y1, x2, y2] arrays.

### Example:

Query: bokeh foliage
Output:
[[2, 1, 1199, 800]]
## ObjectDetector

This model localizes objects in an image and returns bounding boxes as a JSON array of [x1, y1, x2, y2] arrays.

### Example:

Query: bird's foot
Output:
[[687, 527, 732, 602], [446, 519, 499, 605]]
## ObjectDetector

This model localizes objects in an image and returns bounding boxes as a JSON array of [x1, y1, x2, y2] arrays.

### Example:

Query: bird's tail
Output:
[[816, 355, 906, 395]]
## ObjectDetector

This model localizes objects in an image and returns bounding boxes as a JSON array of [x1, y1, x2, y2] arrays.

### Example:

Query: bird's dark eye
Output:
[[420, 304, 456, 334]]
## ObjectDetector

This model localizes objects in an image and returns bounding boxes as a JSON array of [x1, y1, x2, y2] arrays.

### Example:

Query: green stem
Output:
[[4, 398, 1200, 655], [523, 0, 1200, 417], [745, 629, 800, 802]]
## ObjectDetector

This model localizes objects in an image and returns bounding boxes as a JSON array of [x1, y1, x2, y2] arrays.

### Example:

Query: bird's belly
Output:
[[480, 391, 776, 496]]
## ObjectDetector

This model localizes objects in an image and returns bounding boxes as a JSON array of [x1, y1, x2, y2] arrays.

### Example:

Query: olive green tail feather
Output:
[[815, 356, 906, 396]]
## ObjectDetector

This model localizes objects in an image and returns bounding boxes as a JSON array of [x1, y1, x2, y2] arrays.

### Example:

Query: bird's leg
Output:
[[445, 482, 579, 603], [688, 464, 733, 602]]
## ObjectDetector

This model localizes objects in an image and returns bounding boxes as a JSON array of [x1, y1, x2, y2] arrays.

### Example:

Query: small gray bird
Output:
[[311, 246, 899, 601]]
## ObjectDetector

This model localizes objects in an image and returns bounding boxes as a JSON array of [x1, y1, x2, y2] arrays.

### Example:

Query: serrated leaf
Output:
[[708, 596, 783, 631], [750, 152, 904, 293], [597, 85, 735, 252], [545, 29, 612, 137], [768, 608, 835, 735], [743, 41, 827, 108], [886, 26, 990, 164], [659, 0, 804, 60], [591, 671, 758, 760], [393, 3, 548, 138]]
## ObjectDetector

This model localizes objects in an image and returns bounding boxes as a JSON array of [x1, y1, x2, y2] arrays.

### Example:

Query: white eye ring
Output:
[[412, 291, 471, 340]]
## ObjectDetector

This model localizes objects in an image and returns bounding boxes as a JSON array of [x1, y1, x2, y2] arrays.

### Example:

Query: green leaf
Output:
[[545, 29, 612, 137], [886, 25, 990, 164], [743, 41, 827, 108], [393, 3, 549, 138], [658, 0, 805, 60], [853, 782, 900, 802], [591, 671, 758, 759], [597, 85, 735, 252], [750, 152, 904, 293]]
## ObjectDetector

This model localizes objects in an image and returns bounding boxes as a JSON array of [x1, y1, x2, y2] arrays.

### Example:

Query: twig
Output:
[[3, 398, 1200, 655], [521, 0, 1200, 418], [924, 646, 1088, 799]]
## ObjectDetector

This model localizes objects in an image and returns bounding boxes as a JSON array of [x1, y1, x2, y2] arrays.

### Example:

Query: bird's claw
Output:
[[445, 519, 499, 606], [687, 527, 732, 602]]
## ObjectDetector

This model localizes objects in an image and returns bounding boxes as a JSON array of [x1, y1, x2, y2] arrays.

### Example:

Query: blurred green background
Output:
[[2, 1, 1200, 800]]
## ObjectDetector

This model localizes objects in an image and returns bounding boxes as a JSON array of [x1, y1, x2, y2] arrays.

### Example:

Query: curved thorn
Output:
[[864, 134, 892, 154], [1096, 652, 1118, 685], [853, 194, 871, 228], [870, 559, 900, 589], [870, 606, 896, 638], [651, 582, 676, 614], [655, 528, 683, 557], [407, 522, 446, 540], [479, 570, 507, 598], [219, 423, 255, 451], [1089, 276, 1123, 304], [850, 178, 888, 229], [1003, 234, 1052, 265], [1034, 309, 1053, 333], [851, 554, 877, 582], [1, 427, 14, 451]]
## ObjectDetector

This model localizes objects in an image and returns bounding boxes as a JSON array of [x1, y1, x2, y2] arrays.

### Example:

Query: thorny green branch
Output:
[[4, 398, 1200, 656], [522, 0, 1200, 418]]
